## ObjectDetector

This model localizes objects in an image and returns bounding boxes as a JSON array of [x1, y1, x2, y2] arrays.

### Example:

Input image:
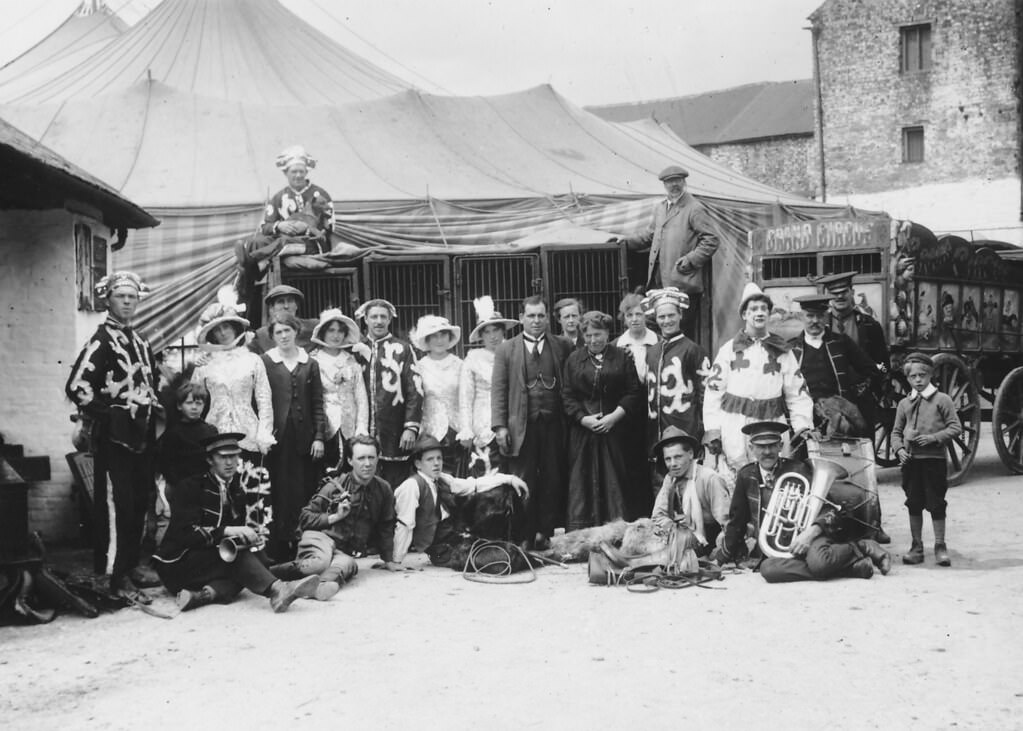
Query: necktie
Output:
[[525, 335, 542, 361], [764, 469, 775, 490]]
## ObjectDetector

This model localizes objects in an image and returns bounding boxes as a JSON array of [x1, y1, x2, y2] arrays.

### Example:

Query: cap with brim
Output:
[[197, 303, 250, 352], [741, 421, 788, 445], [409, 435, 444, 461], [410, 315, 461, 351], [264, 284, 304, 305], [793, 294, 832, 313], [311, 308, 361, 348], [652, 426, 701, 457], [815, 271, 858, 294], [200, 431, 246, 456], [903, 352, 933, 368], [658, 165, 689, 181]]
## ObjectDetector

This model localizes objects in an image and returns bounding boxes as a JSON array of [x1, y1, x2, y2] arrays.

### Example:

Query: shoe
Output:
[[268, 575, 319, 613], [857, 539, 892, 575], [128, 565, 162, 588], [934, 543, 951, 567], [313, 580, 341, 601], [902, 541, 925, 565], [268, 561, 304, 581], [176, 586, 216, 611], [114, 576, 152, 605], [850, 557, 875, 579], [874, 527, 892, 545]]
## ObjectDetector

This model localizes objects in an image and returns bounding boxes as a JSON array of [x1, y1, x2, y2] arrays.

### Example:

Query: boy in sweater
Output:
[[892, 353, 963, 566]]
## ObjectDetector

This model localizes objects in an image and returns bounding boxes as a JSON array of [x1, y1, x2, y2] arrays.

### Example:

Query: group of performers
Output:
[[64, 150, 964, 613]]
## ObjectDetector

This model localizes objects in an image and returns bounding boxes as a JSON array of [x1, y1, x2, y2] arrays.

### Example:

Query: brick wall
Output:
[[0, 210, 105, 542], [813, 0, 1019, 198], [698, 135, 819, 198]]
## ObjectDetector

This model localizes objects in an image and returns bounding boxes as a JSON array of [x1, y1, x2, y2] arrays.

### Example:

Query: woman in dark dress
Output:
[[562, 311, 644, 530], [261, 313, 326, 559]]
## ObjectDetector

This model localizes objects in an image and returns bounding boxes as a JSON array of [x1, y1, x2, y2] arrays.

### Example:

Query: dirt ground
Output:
[[2, 425, 1022, 731]]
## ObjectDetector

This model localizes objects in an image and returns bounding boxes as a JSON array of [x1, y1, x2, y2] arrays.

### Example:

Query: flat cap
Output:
[[264, 284, 305, 304], [658, 165, 689, 181]]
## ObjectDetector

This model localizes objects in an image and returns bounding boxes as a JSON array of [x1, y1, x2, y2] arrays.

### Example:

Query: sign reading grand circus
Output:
[[752, 217, 889, 254]]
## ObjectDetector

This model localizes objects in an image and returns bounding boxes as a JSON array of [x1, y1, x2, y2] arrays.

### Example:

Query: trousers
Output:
[[272, 530, 359, 584], [509, 418, 567, 538], [93, 440, 153, 582], [154, 547, 276, 601], [759, 536, 863, 583]]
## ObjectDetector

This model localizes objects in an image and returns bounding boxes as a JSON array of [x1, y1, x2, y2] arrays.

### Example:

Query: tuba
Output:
[[758, 457, 848, 559]]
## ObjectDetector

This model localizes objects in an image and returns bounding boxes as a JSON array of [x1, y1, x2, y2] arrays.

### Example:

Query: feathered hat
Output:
[[197, 286, 250, 351], [468, 296, 519, 342]]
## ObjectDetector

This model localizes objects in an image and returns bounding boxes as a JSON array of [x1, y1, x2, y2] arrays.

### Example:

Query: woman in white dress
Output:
[[411, 314, 463, 475], [457, 296, 519, 475], [309, 308, 368, 472]]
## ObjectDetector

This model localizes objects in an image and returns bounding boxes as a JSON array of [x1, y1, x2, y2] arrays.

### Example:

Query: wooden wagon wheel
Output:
[[874, 370, 910, 468], [992, 366, 1023, 474], [932, 353, 982, 485]]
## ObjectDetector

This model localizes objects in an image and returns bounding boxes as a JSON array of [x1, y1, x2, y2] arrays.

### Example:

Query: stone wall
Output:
[[698, 134, 819, 199], [813, 0, 1019, 198]]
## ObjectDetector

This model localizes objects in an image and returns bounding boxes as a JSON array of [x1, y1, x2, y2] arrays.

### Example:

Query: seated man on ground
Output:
[[650, 427, 729, 554], [272, 435, 404, 597], [153, 432, 319, 613], [712, 421, 890, 580], [392, 436, 527, 566]]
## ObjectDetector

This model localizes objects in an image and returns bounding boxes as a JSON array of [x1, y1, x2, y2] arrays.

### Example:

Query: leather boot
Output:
[[873, 527, 892, 545], [268, 575, 319, 613], [176, 585, 217, 611], [128, 564, 162, 588], [856, 539, 892, 575], [313, 580, 341, 601], [933, 519, 951, 566], [903, 514, 925, 565], [268, 561, 305, 581], [850, 557, 875, 579]]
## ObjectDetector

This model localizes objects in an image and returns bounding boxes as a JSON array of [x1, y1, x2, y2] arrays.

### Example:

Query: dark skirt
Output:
[[566, 424, 629, 531], [266, 421, 320, 548]]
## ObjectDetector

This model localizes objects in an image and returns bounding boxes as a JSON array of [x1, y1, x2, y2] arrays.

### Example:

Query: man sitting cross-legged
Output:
[[271, 435, 404, 598], [153, 432, 319, 613], [392, 436, 528, 566]]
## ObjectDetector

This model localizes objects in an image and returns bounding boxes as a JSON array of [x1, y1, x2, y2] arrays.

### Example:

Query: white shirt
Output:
[[392, 470, 481, 562]]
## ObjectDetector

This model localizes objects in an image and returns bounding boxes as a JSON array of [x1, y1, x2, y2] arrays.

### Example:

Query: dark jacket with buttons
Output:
[[261, 349, 326, 453]]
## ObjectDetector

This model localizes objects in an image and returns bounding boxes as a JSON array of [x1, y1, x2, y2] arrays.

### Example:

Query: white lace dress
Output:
[[418, 353, 463, 441], [193, 347, 275, 454], [312, 349, 368, 440], [456, 348, 497, 449]]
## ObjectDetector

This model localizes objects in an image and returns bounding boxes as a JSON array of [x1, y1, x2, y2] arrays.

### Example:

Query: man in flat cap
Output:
[[153, 432, 320, 612], [650, 427, 730, 553], [66, 271, 162, 601], [248, 284, 317, 354], [620, 165, 721, 339]]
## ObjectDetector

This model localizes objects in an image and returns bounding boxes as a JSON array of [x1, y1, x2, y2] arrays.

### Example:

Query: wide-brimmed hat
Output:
[[200, 431, 246, 456], [741, 421, 788, 445], [310, 308, 360, 348], [264, 284, 304, 305], [652, 426, 701, 457], [410, 315, 461, 351], [197, 300, 250, 351], [468, 295, 519, 342], [409, 435, 444, 461]]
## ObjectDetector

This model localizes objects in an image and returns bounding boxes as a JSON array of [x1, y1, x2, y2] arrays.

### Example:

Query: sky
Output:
[[0, 0, 824, 106]]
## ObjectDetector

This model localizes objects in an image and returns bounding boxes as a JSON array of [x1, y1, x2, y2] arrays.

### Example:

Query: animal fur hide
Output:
[[814, 395, 869, 439]]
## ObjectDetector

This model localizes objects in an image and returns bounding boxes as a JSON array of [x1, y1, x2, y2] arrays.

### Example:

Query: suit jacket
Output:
[[156, 471, 248, 562], [491, 333, 572, 457], [788, 329, 879, 400], [722, 457, 812, 561], [625, 193, 720, 293], [261, 349, 326, 453]]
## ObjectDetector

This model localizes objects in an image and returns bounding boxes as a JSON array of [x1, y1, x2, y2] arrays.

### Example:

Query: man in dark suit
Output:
[[712, 421, 813, 566], [153, 432, 319, 612], [492, 295, 572, 549]]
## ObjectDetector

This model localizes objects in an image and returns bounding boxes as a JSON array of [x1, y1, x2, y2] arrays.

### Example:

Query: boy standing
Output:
[[892, 353, 963, 566]]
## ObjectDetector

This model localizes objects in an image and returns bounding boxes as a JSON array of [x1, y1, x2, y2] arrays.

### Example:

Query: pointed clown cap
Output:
[[739, 282, 773, 315]]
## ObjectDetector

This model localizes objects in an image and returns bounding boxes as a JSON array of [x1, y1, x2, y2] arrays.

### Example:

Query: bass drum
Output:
[[826, 480, 880, 541]]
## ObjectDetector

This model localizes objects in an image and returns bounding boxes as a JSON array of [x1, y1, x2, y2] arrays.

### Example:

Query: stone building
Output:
[[810, 0, 1021, 243], [587, 80, 819, 198]]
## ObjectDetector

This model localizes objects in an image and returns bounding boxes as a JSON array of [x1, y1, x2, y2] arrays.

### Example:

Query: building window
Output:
[[902, 126, 924, 163], [75, 223, 108, 311], [900, 23, 932, 73]]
